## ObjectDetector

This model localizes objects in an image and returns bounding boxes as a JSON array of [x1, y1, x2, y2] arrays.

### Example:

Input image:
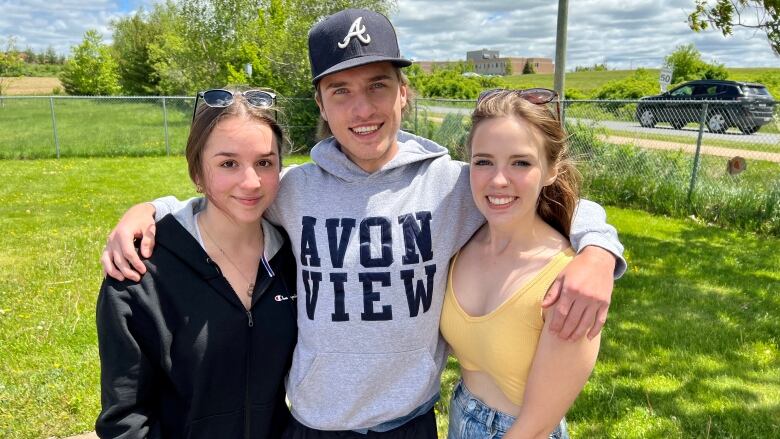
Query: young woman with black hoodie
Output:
[[95, 89, 297, 438]]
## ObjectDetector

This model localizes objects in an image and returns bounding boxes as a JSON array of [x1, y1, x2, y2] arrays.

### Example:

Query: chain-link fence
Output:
[[0, 95, 320, 159], [1, 95, 778, 233], [411, 97, 780, 234]]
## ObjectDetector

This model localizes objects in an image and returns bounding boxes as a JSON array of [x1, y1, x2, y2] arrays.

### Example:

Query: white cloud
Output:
[[2, 0, 778, 69], [392, 0, 780, 69], [0, 0, 148, 54]]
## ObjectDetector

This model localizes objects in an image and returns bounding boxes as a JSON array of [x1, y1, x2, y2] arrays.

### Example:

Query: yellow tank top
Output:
[[440, 248, 575, 405]]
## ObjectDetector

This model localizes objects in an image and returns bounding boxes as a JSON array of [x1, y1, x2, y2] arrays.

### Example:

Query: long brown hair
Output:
[[467, 91, 581, 237], [186, 89, 286, 191]]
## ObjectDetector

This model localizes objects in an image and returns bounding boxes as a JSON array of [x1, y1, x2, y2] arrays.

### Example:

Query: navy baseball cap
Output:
[[308, 8, 412, 84]]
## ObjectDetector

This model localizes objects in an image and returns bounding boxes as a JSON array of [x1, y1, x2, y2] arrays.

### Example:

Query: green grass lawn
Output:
[[0, 97, 195, 159], [0, 156, 778, 438]]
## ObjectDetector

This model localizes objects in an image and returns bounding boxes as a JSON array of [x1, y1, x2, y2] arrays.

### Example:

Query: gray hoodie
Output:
[[154, 131, 625, 431]]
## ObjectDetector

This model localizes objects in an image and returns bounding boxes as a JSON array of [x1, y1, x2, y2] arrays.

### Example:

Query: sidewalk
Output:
[[601, 135, 780, 163]]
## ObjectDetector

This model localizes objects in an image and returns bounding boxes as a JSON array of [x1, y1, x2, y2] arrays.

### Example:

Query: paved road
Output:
[[419, 104, 780, 146]]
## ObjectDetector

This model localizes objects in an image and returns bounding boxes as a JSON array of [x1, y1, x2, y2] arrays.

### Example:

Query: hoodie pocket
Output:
[[291, 348, 438, 430], [186, 409, 243, 439]]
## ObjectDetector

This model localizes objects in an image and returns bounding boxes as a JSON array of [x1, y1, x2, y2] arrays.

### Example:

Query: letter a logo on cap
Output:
[[338, 16, 371, 49]]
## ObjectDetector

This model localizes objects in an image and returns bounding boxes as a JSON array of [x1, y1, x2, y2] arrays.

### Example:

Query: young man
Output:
[[101, 9, 625, 438]]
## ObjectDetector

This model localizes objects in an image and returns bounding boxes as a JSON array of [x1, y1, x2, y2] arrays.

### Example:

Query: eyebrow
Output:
[[472, 153, 533, 157], [212, 151, 278, 158], [324, 74, 393, 90], [324, 81, 348, 90], [369, 74, 393, 82]]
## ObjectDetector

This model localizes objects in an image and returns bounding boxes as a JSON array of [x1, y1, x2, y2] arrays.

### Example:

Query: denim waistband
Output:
[[452, 380, 516, 433], [451, 380, 568, 438]]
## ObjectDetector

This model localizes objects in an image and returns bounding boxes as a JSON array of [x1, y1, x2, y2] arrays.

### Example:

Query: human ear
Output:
[[399, 83, 408, 109]]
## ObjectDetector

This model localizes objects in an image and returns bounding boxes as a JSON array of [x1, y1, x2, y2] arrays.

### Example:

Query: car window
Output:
[[743, 86, 771, 97], [692, 85, 715, 97], [670, 85, 694, 97]]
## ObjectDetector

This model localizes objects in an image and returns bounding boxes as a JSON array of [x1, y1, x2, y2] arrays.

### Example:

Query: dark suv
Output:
[[636, 79, 775, 134]]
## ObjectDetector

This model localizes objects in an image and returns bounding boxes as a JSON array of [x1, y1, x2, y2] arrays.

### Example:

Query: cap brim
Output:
[[312, 55, 412, 84]]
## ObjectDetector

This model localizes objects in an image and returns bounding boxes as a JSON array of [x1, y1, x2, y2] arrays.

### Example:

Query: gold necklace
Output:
[[200, 220, 258, 298]]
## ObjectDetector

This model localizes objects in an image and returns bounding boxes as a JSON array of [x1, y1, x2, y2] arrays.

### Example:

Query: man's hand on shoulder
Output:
[[542, 246, 616, 341], [100, 202, 158, 282]]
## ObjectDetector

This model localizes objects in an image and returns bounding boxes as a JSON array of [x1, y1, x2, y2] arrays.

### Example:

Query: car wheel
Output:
[[738, 124, 759, 135], [707, 112, 728, 133], [639, 109, 656, 128], [671, 119, 686, 130]]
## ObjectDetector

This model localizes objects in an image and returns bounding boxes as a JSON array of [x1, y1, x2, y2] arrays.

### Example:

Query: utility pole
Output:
[[553, 0, 569, 122]]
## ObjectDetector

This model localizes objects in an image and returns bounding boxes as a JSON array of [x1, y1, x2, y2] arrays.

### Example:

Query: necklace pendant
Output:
[[247, 283, 254, 296]]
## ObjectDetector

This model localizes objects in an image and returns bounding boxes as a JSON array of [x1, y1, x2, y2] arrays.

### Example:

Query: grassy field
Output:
[[1, 76, 63, 95], [0, 97, 194, 158], [0, 156, 778, 438], [503, 67, 780, 96], [504, 69, 642, 94]]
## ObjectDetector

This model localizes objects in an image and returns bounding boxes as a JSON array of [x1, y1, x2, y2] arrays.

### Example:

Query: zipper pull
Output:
[[246, 310, 254, 328]]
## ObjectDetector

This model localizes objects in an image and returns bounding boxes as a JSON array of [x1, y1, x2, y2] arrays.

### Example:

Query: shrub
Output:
[[409, 67, 502, 99], [593, 69, 657, 100], [564, 87, 589, 100], [665, 43, 728, 83], [565, 121, 780, 235], [60, 30, 121, 95]]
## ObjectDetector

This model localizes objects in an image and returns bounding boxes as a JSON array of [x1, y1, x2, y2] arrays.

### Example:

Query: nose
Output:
[[240, 166, 261, 189], [490, 167, 509, 187], [352, 90, 377, 120]]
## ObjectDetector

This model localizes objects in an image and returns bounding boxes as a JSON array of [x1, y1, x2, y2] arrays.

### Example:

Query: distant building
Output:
[[467, 49, 554, 75], [415, 49, 553, 75]]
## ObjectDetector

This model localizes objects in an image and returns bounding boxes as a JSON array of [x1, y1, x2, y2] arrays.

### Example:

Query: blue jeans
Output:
[[447, 380, 569, 439]]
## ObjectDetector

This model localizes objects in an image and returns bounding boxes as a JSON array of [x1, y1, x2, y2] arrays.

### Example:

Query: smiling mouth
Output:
[[235, 196, 261, 205], [350, 124, 382, 136], [487, 196, 517, 206]]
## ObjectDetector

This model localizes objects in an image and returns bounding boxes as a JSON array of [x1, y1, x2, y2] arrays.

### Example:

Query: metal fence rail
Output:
[[1, 95, 778, 232]]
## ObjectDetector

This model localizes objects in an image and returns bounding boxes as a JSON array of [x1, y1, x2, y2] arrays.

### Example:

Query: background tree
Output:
[[60, 30, 121, 95], [689, 1, 780, 55], [664, 43, 728, 83], [504, 61, 513, 75], [0, 37, 24, 98], [112, 9, 164, 95], [522, 60, 535, 74]]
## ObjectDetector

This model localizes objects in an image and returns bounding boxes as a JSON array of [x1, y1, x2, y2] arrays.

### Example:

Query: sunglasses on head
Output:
[[477, 88, 560, 118], [191, 89, 276, 123]]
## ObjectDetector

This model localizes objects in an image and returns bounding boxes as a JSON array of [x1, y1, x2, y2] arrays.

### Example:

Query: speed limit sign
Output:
[[659, 67, 673, 92]]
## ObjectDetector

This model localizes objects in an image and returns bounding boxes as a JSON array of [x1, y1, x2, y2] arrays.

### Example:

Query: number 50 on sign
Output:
[[659, 67, 673, 92]]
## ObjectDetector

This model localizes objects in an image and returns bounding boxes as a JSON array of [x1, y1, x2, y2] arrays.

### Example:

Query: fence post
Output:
[[49, 97, 60, 159], [687, 102, 708, 204], [414, 99, 418, 134], [162, 97, 170, 156]]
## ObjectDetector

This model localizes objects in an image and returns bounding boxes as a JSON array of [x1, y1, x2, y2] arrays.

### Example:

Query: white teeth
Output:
[[488, 196, 514, 206], [352, 125, 379, 134]]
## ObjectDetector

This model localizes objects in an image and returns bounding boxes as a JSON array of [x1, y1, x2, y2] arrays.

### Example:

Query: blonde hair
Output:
[[467, 91, 581, 237], [314, 67, 415, 140]]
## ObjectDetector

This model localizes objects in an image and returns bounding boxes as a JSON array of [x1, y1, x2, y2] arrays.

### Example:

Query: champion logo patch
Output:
[[338, 17, 371, 49], [274, 294, 297, 302]]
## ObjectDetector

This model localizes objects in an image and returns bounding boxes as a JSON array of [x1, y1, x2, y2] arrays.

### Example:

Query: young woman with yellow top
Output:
[[440, 89, 602, 439]]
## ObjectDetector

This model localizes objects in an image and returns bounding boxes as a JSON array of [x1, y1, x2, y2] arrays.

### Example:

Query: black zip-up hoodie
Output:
[[96, 212, 297, 439]]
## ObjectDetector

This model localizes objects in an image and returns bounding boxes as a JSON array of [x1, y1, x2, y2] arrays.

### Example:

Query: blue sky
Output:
[[3, 0, 779, 70]]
